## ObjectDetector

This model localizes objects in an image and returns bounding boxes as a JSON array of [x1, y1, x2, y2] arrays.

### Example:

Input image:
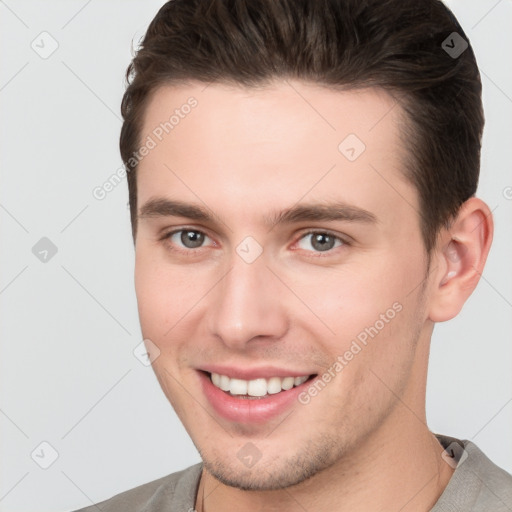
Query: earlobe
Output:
[[428, 198, 493, 322]]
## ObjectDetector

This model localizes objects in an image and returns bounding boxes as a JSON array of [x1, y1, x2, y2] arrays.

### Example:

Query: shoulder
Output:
[[69, 462, 203, 512], [433, 434, 512, 512], [463, 438, 512, 510]]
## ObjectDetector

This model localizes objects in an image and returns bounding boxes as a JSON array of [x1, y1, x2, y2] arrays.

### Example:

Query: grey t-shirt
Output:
[[71, 434, 512, 511]]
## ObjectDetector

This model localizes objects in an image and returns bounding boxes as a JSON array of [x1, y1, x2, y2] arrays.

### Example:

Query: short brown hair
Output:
[[120, 0, 484, 252]]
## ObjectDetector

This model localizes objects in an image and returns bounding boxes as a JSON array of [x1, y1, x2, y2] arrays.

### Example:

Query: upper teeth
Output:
[[210, 373, 310, 397]]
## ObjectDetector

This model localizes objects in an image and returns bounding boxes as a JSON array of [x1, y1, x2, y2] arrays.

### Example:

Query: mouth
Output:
[[203, 370, 317, 399], [197, 368, 318, 423]]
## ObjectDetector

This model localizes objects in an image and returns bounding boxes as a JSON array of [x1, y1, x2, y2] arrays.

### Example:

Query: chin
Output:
[[204, 460, 315, 491], [200, 440, 341, 491]]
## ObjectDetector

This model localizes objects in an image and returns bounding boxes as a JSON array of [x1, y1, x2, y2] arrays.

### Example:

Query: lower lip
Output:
[[198, 371, 315, 424]]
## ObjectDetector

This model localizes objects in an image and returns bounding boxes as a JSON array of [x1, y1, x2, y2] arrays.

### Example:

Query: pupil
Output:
[[313, 233, 334, 251], [182, 230, 204, 248]]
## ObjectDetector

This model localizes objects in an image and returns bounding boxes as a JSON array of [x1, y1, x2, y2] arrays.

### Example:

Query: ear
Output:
[[428, 197, 493, 322]]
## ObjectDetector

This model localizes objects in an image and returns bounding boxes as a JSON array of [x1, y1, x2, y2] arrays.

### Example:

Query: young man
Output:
[[75, 0, 512, 510]]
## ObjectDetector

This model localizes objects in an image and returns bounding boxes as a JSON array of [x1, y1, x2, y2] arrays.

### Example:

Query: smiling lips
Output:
[[210, 372, 312, 398], [198, 368, 318, 423]]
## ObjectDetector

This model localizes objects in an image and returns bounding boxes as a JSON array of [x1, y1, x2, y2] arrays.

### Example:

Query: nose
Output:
[[207, 249, 289, 350]]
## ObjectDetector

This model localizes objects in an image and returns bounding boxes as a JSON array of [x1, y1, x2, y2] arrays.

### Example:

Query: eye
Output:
[[162, 229, 213, 251], [296, 231, 345, 253]]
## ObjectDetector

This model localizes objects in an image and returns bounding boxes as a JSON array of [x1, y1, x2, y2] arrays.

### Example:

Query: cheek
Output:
[[134, 249, 199, 339], [292, 251, 425, 372], [291, 257, 414, 332]]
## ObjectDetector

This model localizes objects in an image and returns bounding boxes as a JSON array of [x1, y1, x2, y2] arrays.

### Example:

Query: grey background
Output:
[[0, 1, 511, 511]]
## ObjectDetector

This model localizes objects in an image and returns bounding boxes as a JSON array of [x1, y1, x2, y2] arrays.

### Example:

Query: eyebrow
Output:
[[138, 197, 377, 227]]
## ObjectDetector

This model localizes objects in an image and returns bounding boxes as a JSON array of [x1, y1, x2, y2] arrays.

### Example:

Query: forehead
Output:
[[136, 80, 417, 230]]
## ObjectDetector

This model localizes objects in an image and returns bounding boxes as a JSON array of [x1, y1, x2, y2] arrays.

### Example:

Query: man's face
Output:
[[134, 81, 434, 490]]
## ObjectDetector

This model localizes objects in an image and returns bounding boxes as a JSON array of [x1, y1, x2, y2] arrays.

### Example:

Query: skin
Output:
[[134, 80, 493, 512]]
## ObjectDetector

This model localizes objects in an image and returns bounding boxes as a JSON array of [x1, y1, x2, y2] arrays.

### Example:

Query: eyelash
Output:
[[159, 227, 349, 257]]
